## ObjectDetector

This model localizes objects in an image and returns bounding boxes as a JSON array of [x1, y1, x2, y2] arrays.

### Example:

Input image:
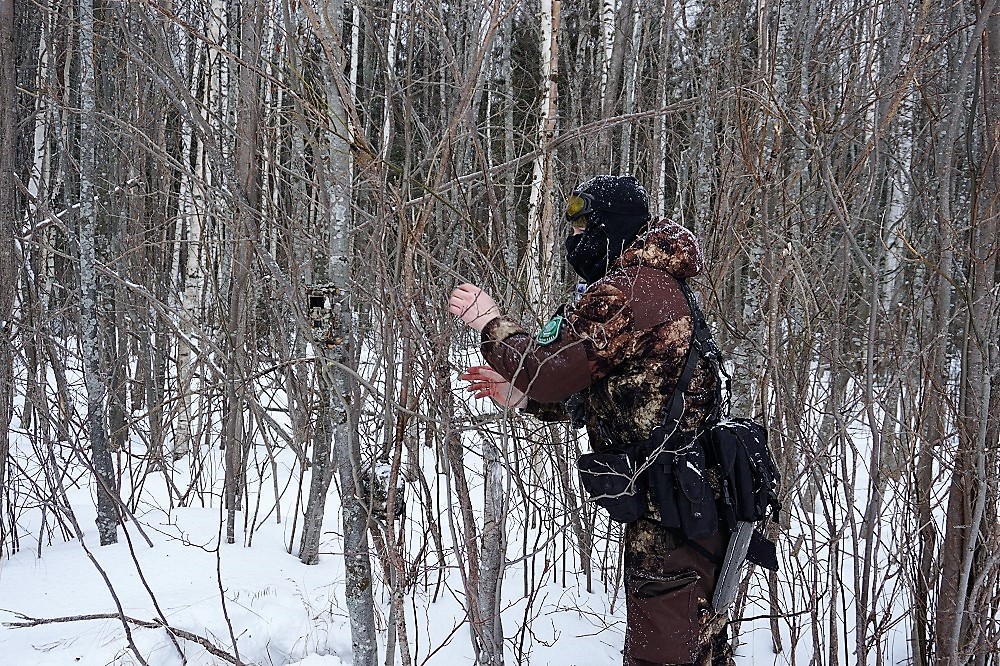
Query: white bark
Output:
[[526, 0, 560, 319], [599, 0, 615, 106], [174, 8, 220, 459], [380, 0, 400, 164], [618, 0, 643, 172], [298, 2, 377, 664]]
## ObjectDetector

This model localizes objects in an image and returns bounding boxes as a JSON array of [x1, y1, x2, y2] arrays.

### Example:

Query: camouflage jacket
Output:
[[480, 220, 718, 450], [480, 219, 729, 662]]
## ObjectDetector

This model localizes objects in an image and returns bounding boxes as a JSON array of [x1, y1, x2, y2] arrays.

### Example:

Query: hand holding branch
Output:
[[460, 365, 527, 409], [448, 283, 500, 332]]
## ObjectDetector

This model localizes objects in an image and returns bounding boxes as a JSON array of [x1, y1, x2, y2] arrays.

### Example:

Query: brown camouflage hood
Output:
[[618, 221, 704, 279]]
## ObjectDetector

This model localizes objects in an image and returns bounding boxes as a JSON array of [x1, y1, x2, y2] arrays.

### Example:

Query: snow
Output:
[[0, 501, 627, 665], [0, 437, 803, 666], [0, 501, 353, 665], [1, 422, 633, 666], [0, 359, 914, 666]]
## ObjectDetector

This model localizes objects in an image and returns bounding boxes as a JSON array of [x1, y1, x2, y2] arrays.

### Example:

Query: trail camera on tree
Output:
[[359, 460, 406, 522], [307, 283, 345, 350]]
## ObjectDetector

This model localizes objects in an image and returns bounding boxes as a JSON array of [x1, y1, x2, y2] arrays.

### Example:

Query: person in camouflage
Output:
[[449, 175, 733, 666]]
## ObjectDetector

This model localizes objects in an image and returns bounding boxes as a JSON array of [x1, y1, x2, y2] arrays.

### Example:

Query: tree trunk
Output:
[[223, 0, 263, 544], [477, 433, 506, 666], [937, 4, 1000, 661], [617, 0, 643, 173], [0, 0, 15, 553], [933, 3, 999, 661], [298, 2, 378, 664], [79, 0, 118, 547], [174, 5, 220, 460], [526, 0, 560, 319], [651, 0, 675, 215], [690, 1, 718, 237]]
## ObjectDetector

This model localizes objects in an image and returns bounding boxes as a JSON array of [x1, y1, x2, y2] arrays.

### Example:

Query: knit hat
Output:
[[564, 175, 652, 283]]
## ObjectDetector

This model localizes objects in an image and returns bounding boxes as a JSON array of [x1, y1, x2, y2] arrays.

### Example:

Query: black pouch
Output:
[[648, 439, 718, 539], [673, 442, 719, 539], [711, 419, 779, 523], [577, 451, 647, 523], [624, 570, 701, 664], [742, 529, 777, 571], [647, 453, 681, 530]]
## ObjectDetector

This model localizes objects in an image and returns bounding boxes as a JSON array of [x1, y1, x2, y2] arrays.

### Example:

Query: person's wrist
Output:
[[473, 312, 500, 332]]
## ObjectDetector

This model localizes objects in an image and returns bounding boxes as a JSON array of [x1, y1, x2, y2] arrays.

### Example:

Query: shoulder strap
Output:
[[657, 280, 728, 435]]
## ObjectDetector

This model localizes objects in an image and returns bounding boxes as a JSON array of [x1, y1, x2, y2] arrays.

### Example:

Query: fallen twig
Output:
[[1, 611, 240, 664]]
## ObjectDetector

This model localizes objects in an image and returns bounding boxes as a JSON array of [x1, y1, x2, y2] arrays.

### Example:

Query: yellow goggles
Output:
[[565, 193, 595, 229]]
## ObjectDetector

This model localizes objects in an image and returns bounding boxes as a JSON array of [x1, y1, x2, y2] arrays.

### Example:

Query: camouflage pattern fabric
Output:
[[480, 221, 731, 665]]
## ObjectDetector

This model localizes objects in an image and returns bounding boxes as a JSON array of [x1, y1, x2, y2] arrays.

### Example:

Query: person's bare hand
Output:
[[448, 283, 500, 332], [459, 365, 527, 409]]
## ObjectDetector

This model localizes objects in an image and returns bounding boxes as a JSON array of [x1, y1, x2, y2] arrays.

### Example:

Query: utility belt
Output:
[[577, 417, 781, 614], [577, 419, 776, 537], [576, 427, 718, 538]]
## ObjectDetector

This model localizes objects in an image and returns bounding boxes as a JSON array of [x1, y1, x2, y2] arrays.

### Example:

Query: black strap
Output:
[[660, 327, 702, 428], [685, 534, 724, 567]]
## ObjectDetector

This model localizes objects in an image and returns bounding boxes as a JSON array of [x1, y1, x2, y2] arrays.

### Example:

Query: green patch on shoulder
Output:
[[536, 315, 564, 345]]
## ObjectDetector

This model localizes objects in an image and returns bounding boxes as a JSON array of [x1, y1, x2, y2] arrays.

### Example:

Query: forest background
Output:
[[0, 0, 998, 664]]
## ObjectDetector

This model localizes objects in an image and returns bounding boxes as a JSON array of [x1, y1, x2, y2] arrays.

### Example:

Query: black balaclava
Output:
[[564, 175, 651, 283]]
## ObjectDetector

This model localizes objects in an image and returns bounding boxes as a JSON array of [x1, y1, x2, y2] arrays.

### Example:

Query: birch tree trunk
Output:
[[526, 0, 560, 319], [597, 0, 629, 167], [175, 6, 223, 461], [599, 0, 614, 107]]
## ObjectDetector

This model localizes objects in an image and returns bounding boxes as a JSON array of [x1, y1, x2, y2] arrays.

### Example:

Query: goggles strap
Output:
[[565, 192, 648, 221]]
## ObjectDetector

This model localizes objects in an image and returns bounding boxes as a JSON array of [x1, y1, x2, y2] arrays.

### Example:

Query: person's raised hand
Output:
[[459, 365, 527, 409], [448, 283, 500, 332]]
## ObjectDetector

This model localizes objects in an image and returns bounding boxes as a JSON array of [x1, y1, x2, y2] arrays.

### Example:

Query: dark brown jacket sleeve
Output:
[[480, 267, 687, 405]]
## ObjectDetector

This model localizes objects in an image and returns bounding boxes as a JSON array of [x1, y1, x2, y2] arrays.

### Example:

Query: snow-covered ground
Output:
[[0, 446, 801, 665], [0, 473, 623, 665], [0, 357, 913, 665]]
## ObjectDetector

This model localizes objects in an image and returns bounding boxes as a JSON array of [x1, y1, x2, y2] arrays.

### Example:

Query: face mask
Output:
[[565, 228, 611, 284]]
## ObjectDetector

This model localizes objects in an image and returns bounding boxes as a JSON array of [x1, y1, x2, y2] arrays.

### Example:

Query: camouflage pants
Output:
[[622, 519, 735, 666]]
